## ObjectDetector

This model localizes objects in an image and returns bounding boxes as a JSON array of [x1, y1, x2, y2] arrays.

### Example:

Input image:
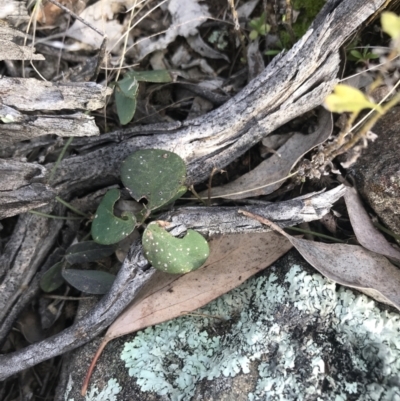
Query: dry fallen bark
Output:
[[0, 203, 64, 323], [0, 22, 43, 61], [0, 79, 111, 146], [0, 186, 345, 380], [1, 78, 111, 111], [0, 1, 29, 25], [0, 111, 101, 147], [0, 159, 56, 218]]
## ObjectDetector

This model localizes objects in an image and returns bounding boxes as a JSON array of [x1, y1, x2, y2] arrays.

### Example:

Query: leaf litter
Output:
[[203, 108, 333, 199], [81, 231, 292, 394], [344, 186, 400, 263], [239, 210, 400, 311]]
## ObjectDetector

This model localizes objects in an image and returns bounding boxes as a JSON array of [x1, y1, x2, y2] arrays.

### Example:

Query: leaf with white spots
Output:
[[120, 149, 187, 212], [142, 221, 209, 274], [91, 189, 137, 245], [65, 241, 115, 264]]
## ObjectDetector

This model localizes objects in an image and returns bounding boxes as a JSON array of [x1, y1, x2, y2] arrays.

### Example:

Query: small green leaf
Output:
[[350, 49, 363, 59], [264, 49, 281, 56], [324, 84, 383, 114], [249, 20, 258, 30], [259, 23, 270, 35], [381, 11, 400, 40], [115, 87, 137, 125], [91, 189, 136, 245], [142, 221, 209, 274], [249, 30, 258, 40], [65, 241, 114, 264], [117, 76, 139, 99], [121, 149, 187, 211], [40, 261, 65, 292], [62, 269, 115, 294], [126, 70, 172, 83]]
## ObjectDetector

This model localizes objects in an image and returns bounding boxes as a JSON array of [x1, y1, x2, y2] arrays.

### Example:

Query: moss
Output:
[[119, 264, 400, 401]]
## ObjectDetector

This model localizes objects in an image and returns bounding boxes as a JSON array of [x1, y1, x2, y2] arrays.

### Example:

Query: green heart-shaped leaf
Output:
[[121, 149, 187, 211], [91, 189, 136, 245], [142, 221, 209, 274]]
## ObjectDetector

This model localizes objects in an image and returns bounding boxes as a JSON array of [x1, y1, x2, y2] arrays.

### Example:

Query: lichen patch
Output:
[[120, 265, 400, 401]]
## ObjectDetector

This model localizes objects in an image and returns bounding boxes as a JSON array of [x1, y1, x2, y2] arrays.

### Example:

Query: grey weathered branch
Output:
[[0, 79, 112, 146], [0, 78, 111, 111], [3, 0, 388, 217], [164, 186, 346, 237], [0, 111, 101, 147], [0, 186, 345, 380], [0, 204, 64, 322]]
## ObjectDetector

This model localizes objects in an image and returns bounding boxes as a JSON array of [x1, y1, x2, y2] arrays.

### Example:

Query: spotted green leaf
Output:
[[142, 221, 209, 274], [91, 189, 136, 245], [121, 149, 187, 212]]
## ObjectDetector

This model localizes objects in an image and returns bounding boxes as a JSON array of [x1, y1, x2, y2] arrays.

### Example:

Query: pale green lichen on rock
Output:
[[120, 264, 400, 401], [67, 377, 121, 401]]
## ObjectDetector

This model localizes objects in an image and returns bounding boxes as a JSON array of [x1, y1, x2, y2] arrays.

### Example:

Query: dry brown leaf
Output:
[[240, 210, 400, 311], [203, 108, 333, 199], [132, 0, 212, 62], [107, 231, 291, 339], [66, 0, 135, 52], [36, 0, 86, 26], [81, 231, 292, 395], [344, 186, 400, 263]]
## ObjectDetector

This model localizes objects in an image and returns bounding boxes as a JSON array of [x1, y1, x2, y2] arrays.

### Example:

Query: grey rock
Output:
[[350, 106, 400, 237], [59, 250, 400, 401]]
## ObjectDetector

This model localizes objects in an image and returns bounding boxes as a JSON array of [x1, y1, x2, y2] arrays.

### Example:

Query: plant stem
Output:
[[29, 210, 83, 220], [55, 196, 89, 218], [285, 226, 345, 243], [49, 137, 74, 182], [372, 221, 400, 243]]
